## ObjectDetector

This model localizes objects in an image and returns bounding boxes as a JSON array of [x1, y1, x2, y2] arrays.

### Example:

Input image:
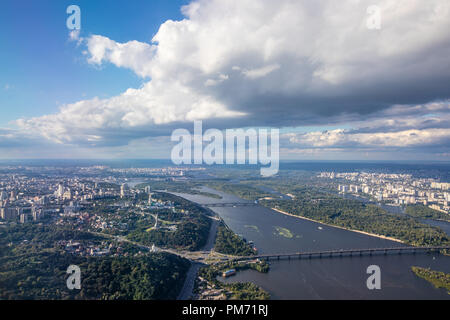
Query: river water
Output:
[[173, 187, 450, 300]]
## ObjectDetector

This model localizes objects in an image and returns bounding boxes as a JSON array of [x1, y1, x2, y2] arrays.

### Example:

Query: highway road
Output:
[[177, 216, 220, 300]]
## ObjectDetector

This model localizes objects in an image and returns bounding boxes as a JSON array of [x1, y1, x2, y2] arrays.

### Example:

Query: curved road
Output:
[[177, 217, 219, 300]]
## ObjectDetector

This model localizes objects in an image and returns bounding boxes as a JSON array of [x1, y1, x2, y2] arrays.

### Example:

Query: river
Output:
[[174, 187, 450, 300]]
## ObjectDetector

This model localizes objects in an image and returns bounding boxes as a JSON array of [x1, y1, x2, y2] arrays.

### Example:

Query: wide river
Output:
[[174, 187, 450, 299]]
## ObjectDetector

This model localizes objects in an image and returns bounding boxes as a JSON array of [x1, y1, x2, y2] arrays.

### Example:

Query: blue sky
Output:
[[0, 0, 449, 161], [0, 0, 188, 125]]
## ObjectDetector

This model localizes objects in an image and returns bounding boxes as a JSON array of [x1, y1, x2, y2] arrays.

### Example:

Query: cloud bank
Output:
[[6, 0, 450, 158]]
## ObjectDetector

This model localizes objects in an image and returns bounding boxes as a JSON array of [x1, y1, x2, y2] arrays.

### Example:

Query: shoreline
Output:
[[271, 207, 405, 244]]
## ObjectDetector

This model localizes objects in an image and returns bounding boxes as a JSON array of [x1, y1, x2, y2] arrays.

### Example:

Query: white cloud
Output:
[[15, 0, 450, 153], [16, 82, 244, 145], [283, 102, 450, 151], [279, 99, 450, 156], [287, 128, 450, 148], [86, 35, 156, 78], [242, 64, 280, 79], [204, 74, 229, 86]]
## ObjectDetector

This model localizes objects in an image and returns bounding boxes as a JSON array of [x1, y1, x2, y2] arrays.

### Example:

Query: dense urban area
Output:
[[318, 172, 450, 214]]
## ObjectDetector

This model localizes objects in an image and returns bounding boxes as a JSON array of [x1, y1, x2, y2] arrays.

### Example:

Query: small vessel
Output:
[[318, 226, 323, 230], [222, 269, 236, 277]]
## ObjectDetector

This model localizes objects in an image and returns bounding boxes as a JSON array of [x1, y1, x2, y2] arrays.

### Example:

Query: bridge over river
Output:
[[225, 246, 450, 262], [202, 202, 258, 207]]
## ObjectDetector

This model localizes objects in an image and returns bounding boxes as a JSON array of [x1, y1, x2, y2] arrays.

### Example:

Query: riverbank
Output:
[[271, 208, 405, 244]]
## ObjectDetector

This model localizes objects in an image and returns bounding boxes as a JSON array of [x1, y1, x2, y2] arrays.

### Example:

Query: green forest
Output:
[[405, 205, 450, 222], [0, 222, 190, 300], [0, 251, 190, 300], [214, 224, 255, 256], [126, 193, 211, 250], [127, 215, 210, 251]]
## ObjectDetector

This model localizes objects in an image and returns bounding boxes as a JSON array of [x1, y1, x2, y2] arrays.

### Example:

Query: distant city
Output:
[[318, 172, 450, 214], [0, 165, 196, 258]]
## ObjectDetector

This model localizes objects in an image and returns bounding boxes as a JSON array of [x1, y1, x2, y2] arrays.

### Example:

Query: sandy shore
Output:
[[271, 208, 405, 244]]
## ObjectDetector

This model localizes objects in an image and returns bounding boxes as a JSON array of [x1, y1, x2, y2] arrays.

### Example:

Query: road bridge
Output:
[[202, 202, 258, 207], [226, 246, 450, 262]]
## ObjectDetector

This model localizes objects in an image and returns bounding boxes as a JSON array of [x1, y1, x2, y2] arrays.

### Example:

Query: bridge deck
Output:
[[230, 246, 450, 261], [203, 202, 258, 207]]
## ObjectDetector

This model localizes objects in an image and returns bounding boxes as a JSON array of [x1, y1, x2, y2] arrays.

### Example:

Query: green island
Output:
[[405, 205, 450, 222], [273, 226, 294, 239], [411, 266, 450, 294], [214, 223, 255, 256], [244, 225, 260, 232], [196, 260, 270, 300]]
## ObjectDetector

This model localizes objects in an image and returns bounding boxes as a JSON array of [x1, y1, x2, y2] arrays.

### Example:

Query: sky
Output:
[[0, 0, 449, 161]]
